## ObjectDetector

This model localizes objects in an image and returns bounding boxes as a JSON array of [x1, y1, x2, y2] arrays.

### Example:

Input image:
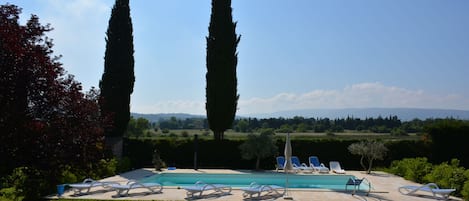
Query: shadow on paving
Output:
[[117, 169, 156, 180]]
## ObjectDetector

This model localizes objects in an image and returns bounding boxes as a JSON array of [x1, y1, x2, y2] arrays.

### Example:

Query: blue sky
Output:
[[8, 0, 469, 115]]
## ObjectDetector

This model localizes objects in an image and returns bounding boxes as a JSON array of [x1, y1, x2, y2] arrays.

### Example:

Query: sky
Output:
[[7, 0, 469, 115]]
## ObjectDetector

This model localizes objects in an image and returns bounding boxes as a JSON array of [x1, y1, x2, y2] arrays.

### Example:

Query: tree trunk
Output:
[[214, 131, 221, 140], [105, 136, 123, 159], [359, 155, 367, 172], [256, 157, 260, 170], [367, 158, 374, 174], [213, 131, 224, 140]]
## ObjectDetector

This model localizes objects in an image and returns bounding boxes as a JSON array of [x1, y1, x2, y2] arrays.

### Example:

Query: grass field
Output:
[[130, 129, 421, 141]]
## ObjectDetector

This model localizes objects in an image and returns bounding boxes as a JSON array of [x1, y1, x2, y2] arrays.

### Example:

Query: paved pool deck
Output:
[[50, 168, 463, 201]]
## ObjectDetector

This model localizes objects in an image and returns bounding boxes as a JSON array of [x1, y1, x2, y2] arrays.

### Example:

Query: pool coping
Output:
[[47, 168, 463, 201]]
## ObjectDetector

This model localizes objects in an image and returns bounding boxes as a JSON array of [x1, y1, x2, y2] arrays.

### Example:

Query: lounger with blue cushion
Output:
[[108, 180, 163, 197], [291, 156, 313, 172], [183, 180, 231, 198], [308, 156, 330, 173], [241, 182, 285, 198], [276, 156, 301, 172], [276, 156, 285, 172], [399, 183, 455, 200]]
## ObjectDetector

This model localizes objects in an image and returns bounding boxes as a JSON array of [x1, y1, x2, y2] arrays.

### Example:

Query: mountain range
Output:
[[132, 108, 469, 122]]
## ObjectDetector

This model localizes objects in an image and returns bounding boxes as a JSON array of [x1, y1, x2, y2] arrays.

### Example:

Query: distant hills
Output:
[[130, 113, 204, 122], [132, 108, 469, 122]]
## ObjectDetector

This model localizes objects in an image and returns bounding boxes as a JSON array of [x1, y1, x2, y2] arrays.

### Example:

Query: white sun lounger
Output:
[[108, 180, 163, 197], [241, 182, 285, 198], [183, 181, 232, 198], [329, 161, 346, 174], [398, 183, 456, 200], [67, 178, 117, 195]]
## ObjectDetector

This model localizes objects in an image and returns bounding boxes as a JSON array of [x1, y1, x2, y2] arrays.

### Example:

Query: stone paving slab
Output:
[[49, 168, 463, 201]]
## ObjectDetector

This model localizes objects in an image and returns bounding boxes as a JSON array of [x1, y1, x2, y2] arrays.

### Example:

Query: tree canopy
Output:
[[99, 0, 135, 138], [206, 0, 240, 140], [0, 4, 109, 198]]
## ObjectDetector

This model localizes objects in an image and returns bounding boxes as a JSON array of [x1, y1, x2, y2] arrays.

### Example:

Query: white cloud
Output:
[[237, 82, 468, 115], [132, 100, 205, 115], [131, 82, 469, 115]]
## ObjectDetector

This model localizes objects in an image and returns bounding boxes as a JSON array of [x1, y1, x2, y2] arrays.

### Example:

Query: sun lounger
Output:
[[241, 182, 285, 198], [291, 156, 313, 172], [329, 161, 346, 174], [276, 156, 285, 172], [398, 183, 455, 200], [345, 177, 371, 195], [108, 180, 162, 197], [308, 156, 330, 173], [183, 181, 231, 198], [67, 178, 116, 195], [276, 156, 301, 173]]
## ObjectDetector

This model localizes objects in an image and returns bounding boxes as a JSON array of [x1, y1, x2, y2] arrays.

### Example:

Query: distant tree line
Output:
[[153, 115, 466, 134]]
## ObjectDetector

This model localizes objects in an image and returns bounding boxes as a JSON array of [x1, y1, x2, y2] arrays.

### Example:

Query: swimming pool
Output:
[[139, 172, 367, 190]]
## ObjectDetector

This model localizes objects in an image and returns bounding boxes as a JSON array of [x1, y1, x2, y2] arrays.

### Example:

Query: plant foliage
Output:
[[99, 0, 135, 138], [0, 4, 112, 199], [348, 140, 388, 174], [239, 129, 278, 169], [206, 0, 240, 140]]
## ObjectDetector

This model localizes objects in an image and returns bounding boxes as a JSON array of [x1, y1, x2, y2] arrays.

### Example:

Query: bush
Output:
[[462, 170, 469, 200], [1, 167, 46, 201], [389, 157, 432, 183], [389, 157, 469, 199], [424, 159, 466, 197], [92, 158, 118, 178], [117, 157, 132, 173], [390, 128, 408, 136]]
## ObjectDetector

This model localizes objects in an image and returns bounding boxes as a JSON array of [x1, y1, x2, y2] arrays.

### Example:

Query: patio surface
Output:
[[49, 168, 463, 201]]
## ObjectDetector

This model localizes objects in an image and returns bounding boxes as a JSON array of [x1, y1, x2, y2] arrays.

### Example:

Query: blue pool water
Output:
[[139, 172, 367, 190]]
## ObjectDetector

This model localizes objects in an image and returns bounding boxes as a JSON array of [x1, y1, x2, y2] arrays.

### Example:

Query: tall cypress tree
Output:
[[99, 0, 134, 155], [206, 0, 240, 140]]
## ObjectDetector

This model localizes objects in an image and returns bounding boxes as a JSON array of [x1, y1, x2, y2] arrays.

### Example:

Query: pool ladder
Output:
[[345, 177, 371, 195]]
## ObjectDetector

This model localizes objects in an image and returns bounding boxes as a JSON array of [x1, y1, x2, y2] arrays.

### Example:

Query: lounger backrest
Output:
[[330, 161, 341, 170], [276, 156, 285, 168], [309, 156, 321, 167], [291, 156, 301, 166]]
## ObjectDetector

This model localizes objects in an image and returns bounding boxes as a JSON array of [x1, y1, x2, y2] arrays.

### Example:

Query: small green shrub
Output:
[[202, 131, 210, 136], [424, 159, 466, 197], [117, 157, 132, 173], [389, 157, 432, 183], [389, 158, 469, 199], [462, 170, 469, 200], [0, 187, 23, 201], [181, 131, 189, 137], [58, 166, 78, 184], [1, 167, 46, 201], [92, 158, 118, 179], [326, 131, 335, 136]]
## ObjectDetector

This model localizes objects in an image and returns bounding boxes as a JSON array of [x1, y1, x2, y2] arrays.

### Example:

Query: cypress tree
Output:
[[99, 0, 135, 155], [206, 0, 241, 140]]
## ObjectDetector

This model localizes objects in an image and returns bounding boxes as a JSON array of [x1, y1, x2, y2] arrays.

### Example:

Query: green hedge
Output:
[[123, 138, 429, 170]]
